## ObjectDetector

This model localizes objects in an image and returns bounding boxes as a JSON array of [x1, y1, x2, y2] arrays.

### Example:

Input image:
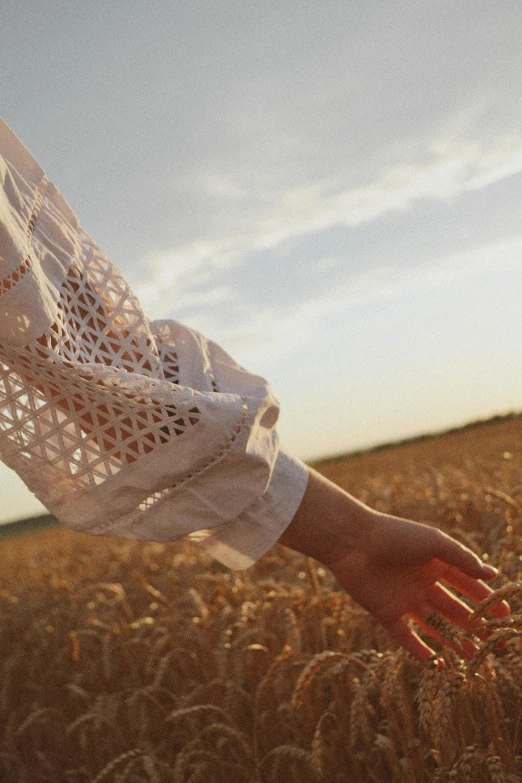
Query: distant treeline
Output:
[[0, 513, 59, 539]]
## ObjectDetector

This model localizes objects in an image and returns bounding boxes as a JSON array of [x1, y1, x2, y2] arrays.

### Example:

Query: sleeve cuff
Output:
[[194, 448, 309, 569]]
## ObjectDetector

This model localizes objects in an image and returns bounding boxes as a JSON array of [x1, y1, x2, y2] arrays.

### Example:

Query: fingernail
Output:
[[482, 564, 498, 576]]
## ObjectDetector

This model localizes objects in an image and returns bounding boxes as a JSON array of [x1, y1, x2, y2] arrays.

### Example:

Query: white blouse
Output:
[[0, 117, 309, 569]]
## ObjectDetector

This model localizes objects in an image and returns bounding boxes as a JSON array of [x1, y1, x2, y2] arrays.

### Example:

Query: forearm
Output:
[[278, 467, 377, 567]]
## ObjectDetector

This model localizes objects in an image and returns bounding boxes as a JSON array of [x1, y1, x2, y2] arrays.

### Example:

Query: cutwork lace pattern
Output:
[[150, 322, 180, 384], [0, 226, 203, 500], [0, 256, 31, 295]]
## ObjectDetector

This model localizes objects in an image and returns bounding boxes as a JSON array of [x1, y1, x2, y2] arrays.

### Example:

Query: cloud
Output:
[[134, 131, 522, 322], [465, 136, 522, 191], [216, 233, 522, 366], [261, 133, 522, 243], [134, 237, 240, 314]]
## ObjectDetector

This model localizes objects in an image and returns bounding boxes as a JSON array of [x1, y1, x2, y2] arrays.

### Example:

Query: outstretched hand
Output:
[[325, 512, 509, 663], [279, 469, 510, 664]]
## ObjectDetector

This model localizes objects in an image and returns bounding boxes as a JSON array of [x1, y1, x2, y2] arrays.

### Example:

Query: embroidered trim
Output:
[[26, 175, 47, 248], [0, 256, 31, 295], [0, 174, 47, 298], [88, 401, 249, 535]]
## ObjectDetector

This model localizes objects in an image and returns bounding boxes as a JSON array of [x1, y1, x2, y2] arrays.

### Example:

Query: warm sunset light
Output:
[[1, 8, 522, 780], [0, 1, 520, 523]]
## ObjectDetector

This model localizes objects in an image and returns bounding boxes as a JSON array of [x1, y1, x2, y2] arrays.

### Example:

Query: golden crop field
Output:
[[1, 415, 522, 782]]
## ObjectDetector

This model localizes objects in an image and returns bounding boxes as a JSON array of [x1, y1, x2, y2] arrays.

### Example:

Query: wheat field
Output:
[[1, 416, 522, 782]]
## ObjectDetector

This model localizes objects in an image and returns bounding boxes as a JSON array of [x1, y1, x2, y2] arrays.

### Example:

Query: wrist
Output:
[[278, 468, 377, 567]]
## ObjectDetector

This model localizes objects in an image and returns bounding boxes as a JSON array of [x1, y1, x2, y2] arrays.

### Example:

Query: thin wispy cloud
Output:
[[134, 131, 522, 330], [212, 233, 522, 364]]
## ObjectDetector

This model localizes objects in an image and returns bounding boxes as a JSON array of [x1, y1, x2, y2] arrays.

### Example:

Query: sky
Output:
[[0, 0, 521, 523]]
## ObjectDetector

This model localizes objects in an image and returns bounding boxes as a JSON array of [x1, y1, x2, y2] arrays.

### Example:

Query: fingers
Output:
[[411, 613, 478, 660], [407, 589, 477, 660], [427, 582, 476, 627], [414, 585, 479, 659], [430, 530, 499, 581], [437, 563, 511, 618], [390, 581, 487, 663], [398, 578, 509, 663], [385, 617, 437, 665]]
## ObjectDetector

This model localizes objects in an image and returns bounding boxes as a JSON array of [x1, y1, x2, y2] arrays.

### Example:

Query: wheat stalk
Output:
[[469, 584, 522, 625], [91, 749, 144, 783]]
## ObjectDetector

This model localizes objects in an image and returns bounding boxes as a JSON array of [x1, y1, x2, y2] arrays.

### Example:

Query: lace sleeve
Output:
[[0, 118, 308, 568]]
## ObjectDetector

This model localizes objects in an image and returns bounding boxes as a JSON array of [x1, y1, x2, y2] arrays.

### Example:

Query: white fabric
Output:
[[0, 117, 309, 569]]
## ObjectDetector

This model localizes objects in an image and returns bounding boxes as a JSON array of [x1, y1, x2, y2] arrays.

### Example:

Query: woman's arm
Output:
[[279, 468, 510, 663]]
